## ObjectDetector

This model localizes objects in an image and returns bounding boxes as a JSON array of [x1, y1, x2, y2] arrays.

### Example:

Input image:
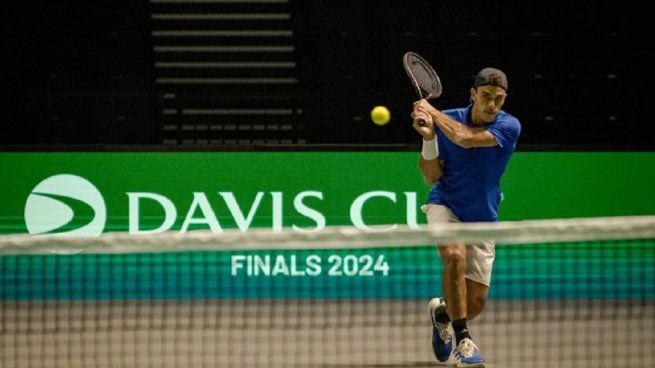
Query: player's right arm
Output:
[[413, 112, 443, 185], [419, 155, 443, 185]]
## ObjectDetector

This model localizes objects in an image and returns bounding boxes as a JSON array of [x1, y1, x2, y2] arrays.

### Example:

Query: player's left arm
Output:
[[414, 100, 520, 149], [435, 117, 497, 148], [412, 102, 496, 148]]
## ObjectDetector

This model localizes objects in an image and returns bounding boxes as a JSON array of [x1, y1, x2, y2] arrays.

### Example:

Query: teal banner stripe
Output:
[[2, 243, 654, 300]]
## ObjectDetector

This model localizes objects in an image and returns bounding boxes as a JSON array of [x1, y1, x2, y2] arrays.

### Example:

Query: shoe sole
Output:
[[427, 297, 445, 326]]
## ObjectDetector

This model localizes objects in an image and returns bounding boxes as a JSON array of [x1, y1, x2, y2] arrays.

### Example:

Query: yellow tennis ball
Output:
[[371, 106, 391, 126]]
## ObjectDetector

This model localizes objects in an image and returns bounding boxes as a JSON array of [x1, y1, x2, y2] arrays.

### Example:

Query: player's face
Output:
[[470, 86, 507, 123]]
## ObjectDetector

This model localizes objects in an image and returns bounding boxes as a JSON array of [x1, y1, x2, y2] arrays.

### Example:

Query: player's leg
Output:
[[424, 204, 486, 366], [450, 241, 496, 366], [438, 243, 468, 323], [439, 243, 485, 366], [423, 204, 460, 363], [426, 242, 468, 365], [465, 278, 489, 321], [465, 240, 495, 321], [432, 251, 489, 324]]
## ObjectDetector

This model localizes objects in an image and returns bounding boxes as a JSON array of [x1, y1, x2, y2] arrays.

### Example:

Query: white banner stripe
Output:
[[2, 216, 655, 255]]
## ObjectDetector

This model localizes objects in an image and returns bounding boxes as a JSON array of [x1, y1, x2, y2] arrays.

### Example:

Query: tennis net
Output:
[[1, 216, 654, 367]]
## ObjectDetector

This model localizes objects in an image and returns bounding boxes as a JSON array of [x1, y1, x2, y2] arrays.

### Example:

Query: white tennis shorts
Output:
[[421, 204, 495, 287]]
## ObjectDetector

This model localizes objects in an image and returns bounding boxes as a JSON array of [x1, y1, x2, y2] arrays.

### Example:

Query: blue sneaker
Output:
[[454, 338, 485, 367], [427, 297, 454, 363]]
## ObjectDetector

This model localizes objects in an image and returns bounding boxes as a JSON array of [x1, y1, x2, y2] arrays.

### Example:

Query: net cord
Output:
[[1, 215, 655, 255]]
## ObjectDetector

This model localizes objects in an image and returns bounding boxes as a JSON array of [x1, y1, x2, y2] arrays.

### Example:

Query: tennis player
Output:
[[411, 68, 521, 366]]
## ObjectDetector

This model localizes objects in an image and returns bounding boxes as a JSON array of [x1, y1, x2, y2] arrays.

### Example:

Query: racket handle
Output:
[[417, 93, 433, 127]]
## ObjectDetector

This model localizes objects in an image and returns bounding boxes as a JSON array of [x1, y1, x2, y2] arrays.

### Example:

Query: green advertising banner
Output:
[[1, 152, 654, 300], [1, 152, 427, 234], [2, 152, 655, 234]]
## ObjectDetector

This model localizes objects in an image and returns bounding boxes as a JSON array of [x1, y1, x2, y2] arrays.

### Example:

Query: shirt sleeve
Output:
[[486, 117, 521, 150]]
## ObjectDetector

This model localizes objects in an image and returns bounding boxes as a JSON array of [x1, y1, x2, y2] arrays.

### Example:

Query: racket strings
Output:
[[404, 54, 441, 99]]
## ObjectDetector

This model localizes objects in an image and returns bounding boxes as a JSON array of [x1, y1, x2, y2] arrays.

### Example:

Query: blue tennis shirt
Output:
[[427, 105, 521, 222]]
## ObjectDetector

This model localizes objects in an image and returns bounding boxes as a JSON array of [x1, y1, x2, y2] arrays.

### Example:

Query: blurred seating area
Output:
[[1, 1, 647, 148]]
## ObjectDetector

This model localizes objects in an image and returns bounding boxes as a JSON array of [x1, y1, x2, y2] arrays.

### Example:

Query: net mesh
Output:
[[1, 216, 654, 367]]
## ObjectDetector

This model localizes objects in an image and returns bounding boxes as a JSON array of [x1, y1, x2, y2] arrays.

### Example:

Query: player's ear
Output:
[[469, 87, 476, 104]]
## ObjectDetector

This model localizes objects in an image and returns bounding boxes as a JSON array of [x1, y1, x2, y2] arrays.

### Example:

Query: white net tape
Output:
[[2, 215, 655, 254]]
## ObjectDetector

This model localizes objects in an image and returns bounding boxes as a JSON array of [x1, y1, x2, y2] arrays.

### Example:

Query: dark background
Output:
[[1, 0, 650, 149]]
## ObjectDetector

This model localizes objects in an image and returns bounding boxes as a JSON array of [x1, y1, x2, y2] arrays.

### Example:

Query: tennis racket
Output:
[[402, 52, 443, 127]]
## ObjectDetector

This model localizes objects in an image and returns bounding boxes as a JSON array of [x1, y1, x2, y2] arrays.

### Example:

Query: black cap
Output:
[[474, 67, 508, 90]]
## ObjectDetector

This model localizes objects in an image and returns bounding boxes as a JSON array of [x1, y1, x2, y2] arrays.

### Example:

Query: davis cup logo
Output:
[[24, 174, 106, 236]]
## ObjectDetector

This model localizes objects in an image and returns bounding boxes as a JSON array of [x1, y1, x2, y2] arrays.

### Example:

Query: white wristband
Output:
[[421, 137, 439, 160]]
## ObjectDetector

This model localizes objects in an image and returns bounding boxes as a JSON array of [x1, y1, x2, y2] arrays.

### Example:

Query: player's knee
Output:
[[440, 248, 466, 270]]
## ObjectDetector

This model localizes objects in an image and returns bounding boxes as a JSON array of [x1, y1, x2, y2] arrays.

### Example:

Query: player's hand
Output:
[[411, 110, 435, 140], [413, 99, 438, 115]]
